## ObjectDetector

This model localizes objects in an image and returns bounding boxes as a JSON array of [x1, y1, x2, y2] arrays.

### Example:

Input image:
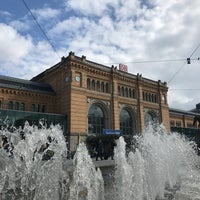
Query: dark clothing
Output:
[[111, 141, 116, 160], [95, 140, 103, 161]]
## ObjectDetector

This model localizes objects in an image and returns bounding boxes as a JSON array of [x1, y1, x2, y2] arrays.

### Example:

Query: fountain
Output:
[[0, 121, 69, 200], [0, 122, 200, 200], [69, 143, 104, 200], [114, 124, 200, 200]]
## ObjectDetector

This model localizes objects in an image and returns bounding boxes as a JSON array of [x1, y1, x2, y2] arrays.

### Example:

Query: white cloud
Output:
[[32, 7, 60, 21], [0, 23, 62, 79], [51, 0, 200, 84], [168, 90, 194, 110], [50, 17, 88, 36], [0, 11, 11, 17], [0, 23, 33, 62], [66, 0, 116, 16], [1, 0, 200, 109], [18, 43, 60, 79], [0, 40, 61, 80], [9, 20, 30, 32]]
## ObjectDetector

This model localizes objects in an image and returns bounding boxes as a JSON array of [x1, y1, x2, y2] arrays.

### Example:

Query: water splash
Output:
[[1, 122, 200, 200], [69, 142, 104, 200], [0, 121, 68, 200], [114, 124, 199, 200]]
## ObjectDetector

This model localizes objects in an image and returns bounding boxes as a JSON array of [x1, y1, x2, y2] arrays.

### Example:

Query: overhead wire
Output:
[[170, 88, 200, 91], [168, 41, 200, 84], [189, 43, 200, 58], [103, 58, 186, 65], [102, 58, 200, 67], [22, 0, 60, 58], [167, 62, 186, 84], [21, 0, 200, 82]]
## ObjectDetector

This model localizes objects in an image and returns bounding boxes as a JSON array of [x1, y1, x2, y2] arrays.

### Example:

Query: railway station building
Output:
[[0, 52, 194, 151]]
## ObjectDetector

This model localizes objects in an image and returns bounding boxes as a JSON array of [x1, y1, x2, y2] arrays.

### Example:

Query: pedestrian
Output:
[[110, 139, 116, 160], [95, 139, 103, 161]]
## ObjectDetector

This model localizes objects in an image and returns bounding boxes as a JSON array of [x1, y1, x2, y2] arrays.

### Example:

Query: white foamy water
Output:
[[69, 143, 104, 200], [114, 124, 200, 200], [0, 122, 200, 200], [0, 121, 69, 200]]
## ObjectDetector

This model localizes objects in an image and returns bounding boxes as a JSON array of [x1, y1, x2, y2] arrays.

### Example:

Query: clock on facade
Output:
[[75, 75, 80, 82]]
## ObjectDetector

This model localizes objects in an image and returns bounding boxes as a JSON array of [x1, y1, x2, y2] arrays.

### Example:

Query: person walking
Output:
[[95, 139, 104, 161]]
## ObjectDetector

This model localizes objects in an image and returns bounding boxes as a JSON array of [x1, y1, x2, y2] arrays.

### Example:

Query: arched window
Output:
[[145, 93, 148, 101], [8, 101, 13, 110], [96, 81, 100, 91], [87, 78, 91, 89], [31, 104, 36, 112], [41, 105, 46, 113], [149, 93, 151, 102], [155, 95, 157, 103], [120, 109, 133, 135], [125, 88, 128, 97], [105, 83, 109, 93], [37, 104, 40, 112], [122, 87, 124, 96], [129, 88, 132, 98], [92, 80, 95, 90], [101, 82, 105, 92], [145, 112, 154, 125], [118, 86, 121, 96], [20, 103, 25, 111], [132, 89, 135, 98], [88, 105, 105, 135], [15, 102, 19, 110], [152, 94, 154, 102], [144, 111, 158, 125]]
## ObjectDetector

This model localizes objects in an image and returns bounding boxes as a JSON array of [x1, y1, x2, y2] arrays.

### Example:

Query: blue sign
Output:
[[103, 129, 122, 135]]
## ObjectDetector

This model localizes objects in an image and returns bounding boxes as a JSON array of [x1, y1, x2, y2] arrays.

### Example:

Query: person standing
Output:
[[95, 139, 103, 161]]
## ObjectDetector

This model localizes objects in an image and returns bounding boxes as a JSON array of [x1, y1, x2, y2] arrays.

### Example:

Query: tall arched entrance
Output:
[[119, 106, 137, 135], [144, 110, 159, 126], [88, 101, 109, 135]]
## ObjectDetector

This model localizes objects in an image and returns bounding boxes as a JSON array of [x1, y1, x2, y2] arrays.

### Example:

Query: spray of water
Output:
[[1, 122, 200, 200], [0, 121, 104, 200], [114, 124, 199, 200], [69, 142, 104, 200], [0, 121, 68, 200]]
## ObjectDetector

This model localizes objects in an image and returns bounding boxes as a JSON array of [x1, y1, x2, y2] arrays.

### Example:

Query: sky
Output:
[[0, 0, 200, 111]]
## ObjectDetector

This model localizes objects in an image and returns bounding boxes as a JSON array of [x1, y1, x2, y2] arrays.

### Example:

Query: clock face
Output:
[[75, 75, 80, 82]]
